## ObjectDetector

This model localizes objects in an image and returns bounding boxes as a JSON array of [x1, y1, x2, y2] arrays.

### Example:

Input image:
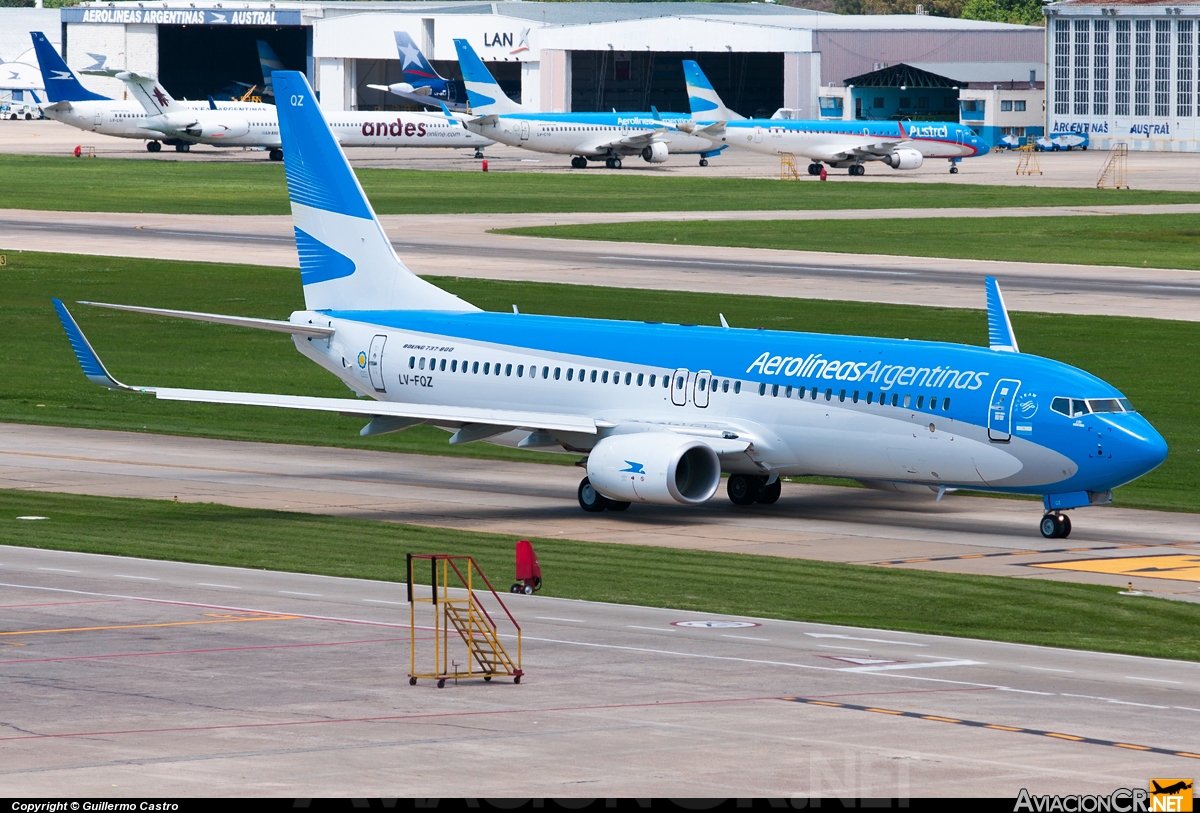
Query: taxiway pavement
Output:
[[3, 424, 1198, 601], [2, 544, 1198, 796], [3, 207, 1199, 321]]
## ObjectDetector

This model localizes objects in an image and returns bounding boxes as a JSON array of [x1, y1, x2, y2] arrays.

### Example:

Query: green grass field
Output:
[[5, 154, 1200, 215], [4, 249, 1197, 512], [499, 213, 1200, 271], [5, 488, 1200, 661]]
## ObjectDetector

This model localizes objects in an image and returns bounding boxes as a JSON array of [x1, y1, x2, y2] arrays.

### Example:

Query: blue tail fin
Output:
[[682, 60, 743, 122], [256, 40, 283, 97], [273, 71, 475, 313], [453, 38, 522, 115], [31, 32, 109, 103], [395, 31, 442, 82], [985, 277, 1019, 353]]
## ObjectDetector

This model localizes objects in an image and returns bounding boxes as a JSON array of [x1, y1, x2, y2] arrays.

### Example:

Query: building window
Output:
[[943, 96, 956, 108], [917, 97, 930, 109], [1135, 19, 1152, 117], [1001, 100, 1013, 112], [1001, 126, 1027, 136], [1178, 19, 1193, 117], [899, 96, 911, 109], [873, 97, 884, 108], [1116, 19, 1132, 116], [1074, 19, 1091, 116], [1015, 100, 1027, 112], [1094, 18, 1110, 115], [1156, 19, 1172, 117], [1055, 18, 1071, 115]]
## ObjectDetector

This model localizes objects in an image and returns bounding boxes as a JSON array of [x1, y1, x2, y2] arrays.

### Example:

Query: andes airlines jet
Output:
[[54, 71, 1167, 539]]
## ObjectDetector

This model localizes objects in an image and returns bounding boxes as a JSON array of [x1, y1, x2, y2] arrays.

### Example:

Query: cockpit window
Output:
[[1070, 399, 1090, 417], [1119, 398, 1136, 412], [1088, 398, 1124, 413], [1051, 397, 1069, 416], [1053, 396, 1135, 416]]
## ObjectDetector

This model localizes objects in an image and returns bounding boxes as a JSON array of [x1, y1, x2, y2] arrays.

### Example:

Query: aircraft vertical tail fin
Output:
[[30, 32, 109, 103], [453, 38, 523, 115], [85, 69, 187, 116], [395, 31, 442, 82], [985, 277, 1019, 353], [256, 40, 284, 97], [273, 71, 477, 313], [682, 60, 744, 121]]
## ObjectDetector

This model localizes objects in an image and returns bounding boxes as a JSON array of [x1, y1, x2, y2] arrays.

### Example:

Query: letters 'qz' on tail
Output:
[[682, 60, 744, 122], [985, 276, 1019, 353], [273, 71, 476, 313], [453, 39, 523, 115], [31, 32, 109, 103]]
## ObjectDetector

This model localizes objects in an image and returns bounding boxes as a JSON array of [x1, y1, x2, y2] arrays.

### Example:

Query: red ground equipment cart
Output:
[[511, 539, 542, 595]]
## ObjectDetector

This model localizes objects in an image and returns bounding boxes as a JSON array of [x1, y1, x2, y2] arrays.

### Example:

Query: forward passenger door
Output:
[[987, 378, 1020, 442]]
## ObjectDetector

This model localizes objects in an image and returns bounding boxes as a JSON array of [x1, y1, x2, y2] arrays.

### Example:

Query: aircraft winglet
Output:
[[985, 276, 1019, 353], [52, 299, 140, 391]]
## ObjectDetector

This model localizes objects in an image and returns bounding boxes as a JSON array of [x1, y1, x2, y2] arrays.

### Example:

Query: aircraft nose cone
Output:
[[1115, 414, 1169, 483], [973, 137, 990, 156], [1139, 421, 1169, 472]]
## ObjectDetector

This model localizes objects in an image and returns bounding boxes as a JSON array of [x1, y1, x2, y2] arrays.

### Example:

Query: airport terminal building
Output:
[[53, 0, 1043, 121], [1044, 0, 1200, 151]]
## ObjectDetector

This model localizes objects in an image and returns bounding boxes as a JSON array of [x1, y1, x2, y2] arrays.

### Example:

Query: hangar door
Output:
[[570, 51, 783, 118], [158, 25, 307, 103]]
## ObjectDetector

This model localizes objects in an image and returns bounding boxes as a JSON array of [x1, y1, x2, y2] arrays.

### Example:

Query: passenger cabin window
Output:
[[602, 371, 609, 384], [473, 362, 479, 374], [591, 370, 598, 383], [409, 356, 416, 369], [723, 380, 730, 393], [505, 364, 513, 376], [517, 365, 524, 377], [440, 359, 446, 372], [637, 373, 644, 386], [483, 362, 490, 375], [759, 383, 766, 396], [734, 381, 741, 394]]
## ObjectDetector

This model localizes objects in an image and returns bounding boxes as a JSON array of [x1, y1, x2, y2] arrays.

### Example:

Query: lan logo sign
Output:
[[1151, 779, 1193, 812]]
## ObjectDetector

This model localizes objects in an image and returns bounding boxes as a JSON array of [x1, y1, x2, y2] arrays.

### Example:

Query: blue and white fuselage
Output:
[[680, 60, 988, 175], [54, 70, 1167, 539], [453, 39, 719, 168]]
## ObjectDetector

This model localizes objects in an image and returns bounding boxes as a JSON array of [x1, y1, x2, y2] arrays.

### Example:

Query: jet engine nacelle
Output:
[[187, 115, 250, 139], [641, 142, 669, 163], [881, 148, 923, 170], [586, 433, 721, 505]]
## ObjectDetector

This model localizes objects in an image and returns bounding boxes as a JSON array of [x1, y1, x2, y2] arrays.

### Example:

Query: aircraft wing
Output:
[[674, 121, 726, 138], [42, 100, 72, 112], [587, 128, 670, 154], [805, 138, 903, 162]]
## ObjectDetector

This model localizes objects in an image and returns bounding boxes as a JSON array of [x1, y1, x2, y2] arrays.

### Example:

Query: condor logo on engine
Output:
[[620, 461, 646, 474]]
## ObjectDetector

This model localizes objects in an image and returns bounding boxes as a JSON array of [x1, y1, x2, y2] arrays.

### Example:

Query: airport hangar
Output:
[[56, 1, 1044, 124]]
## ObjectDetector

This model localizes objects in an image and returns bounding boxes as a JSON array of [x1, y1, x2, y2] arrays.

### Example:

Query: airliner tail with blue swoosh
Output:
[[53, 71, 1166, 538]]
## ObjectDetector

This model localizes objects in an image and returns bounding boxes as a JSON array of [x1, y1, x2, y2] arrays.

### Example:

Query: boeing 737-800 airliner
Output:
[[54, 71, 1167, 540], [681, 61, 988, 175]]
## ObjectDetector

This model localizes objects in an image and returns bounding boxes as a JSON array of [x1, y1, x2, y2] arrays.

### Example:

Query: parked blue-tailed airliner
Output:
[[367, 31, 468, 112], [53, 71, 1166, 539]]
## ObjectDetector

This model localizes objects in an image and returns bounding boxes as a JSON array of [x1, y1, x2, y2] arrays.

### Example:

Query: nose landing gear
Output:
[[1040, 512, 1072, 539]]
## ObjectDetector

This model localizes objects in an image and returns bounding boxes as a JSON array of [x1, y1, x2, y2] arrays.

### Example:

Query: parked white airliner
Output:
[[54, 71, 1167, 540]]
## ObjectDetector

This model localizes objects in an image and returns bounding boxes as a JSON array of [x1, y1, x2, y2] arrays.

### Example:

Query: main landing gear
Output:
[[1040, 512, 1072, 539], [175, 143, 190, 153], [146, 141, 162, 153], [807, 163, 823, 176], [604, 157, 623, 169], [727, 474, 781, 506], [577, 477, 630, 513], [571, 155, 587, 169], [268, 147, 283, 161], [848, 164, 865, 176]]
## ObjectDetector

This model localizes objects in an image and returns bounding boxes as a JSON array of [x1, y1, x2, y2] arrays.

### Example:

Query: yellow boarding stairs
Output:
[[407, 553, 523, 688]]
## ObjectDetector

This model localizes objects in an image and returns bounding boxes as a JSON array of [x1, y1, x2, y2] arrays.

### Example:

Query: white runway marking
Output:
[[113, 574, 158, 581], [842, 659, 982, 673], [721, 634, 770, 641], [805, 633, 927, 647], [1125, 676, 1183, 684], [818, 645, 872, 652], [536, 617, 587, 623], [627, 625, 674, 632], [362, 599, 407, 606], [598, 255, 914, 276], [195, 583, 239, 589], [279, 591, 322, 597], [1022, 665, 1074, 673], [36, 567, 79, 573]]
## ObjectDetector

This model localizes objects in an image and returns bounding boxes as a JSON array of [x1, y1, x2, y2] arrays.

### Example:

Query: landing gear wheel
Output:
[[949, 165, 959, 174], [612, 157, 622, 169], [474, 150, 485, 159], [1040, 513, 1071, 539], [808, 163, 821, 176], [409, 676, 417, 686], [268, 147, 283, 161], [578, 477, 608, 512], [175, 143, 190, 153], [699, 158, 709, 167], [604, 158, 615, 169], [850, 164, 865, 176], [727, 474, 759, 506], [1059, 513, 1072, 538], [437, 679, 446, 688], [522, 584, 534, 595], [571, 156, 587, 169], [607, 500, 631, 512], [756, 478, 782, 505], [147, 141, 161, 153]]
